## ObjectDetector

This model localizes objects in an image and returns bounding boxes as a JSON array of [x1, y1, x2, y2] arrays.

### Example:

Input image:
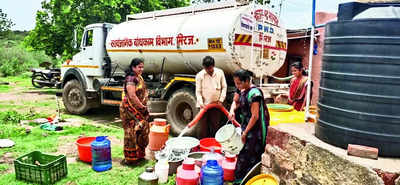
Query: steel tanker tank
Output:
[[105, 3, 287, 77]]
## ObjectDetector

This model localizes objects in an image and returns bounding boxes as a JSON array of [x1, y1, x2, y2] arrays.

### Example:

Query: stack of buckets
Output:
[[146, 118, 170, 160]]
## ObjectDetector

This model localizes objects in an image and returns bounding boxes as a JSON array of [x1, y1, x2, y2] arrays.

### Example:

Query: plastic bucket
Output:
[[215, 124, 243, 155], [199, 138, 222, 154], [75, 137, 95, 163]]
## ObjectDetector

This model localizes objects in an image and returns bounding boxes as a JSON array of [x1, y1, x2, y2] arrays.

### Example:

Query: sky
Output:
[[2, 0, 354, 31]]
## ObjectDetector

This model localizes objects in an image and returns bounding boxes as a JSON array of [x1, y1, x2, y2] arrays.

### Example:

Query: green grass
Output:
[[0, 75, 179, 184], [0, 74, 32, 93], [0, 85, 12, 93], [0, 123, 177, 185], [0, 164, 9, 173]]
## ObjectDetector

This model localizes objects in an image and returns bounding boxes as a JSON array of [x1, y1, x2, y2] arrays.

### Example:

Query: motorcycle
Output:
[[31, 68, 61, 88]]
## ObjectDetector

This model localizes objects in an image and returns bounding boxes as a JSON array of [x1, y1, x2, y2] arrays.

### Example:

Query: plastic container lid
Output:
[[95, 136, 107, 141], [225, 153, 236, 162], [154, 118, 167, 126], [245, 174, 278, 185], [267, 104, 293, 112], [182, 158, 195, 170]]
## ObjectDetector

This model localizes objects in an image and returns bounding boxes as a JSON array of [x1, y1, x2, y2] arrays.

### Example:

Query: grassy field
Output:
[[0, 75, 176, 185]]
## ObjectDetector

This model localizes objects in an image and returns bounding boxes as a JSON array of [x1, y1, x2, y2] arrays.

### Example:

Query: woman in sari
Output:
[[288, 62, 309, 111], [276, 62, 309, 111], [229, 69, 270, 185], [120, 58, 150, 165]]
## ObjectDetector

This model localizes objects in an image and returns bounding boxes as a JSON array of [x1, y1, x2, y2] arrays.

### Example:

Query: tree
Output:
[[0, 9, 15, 35], [25, 0, 189, 59]]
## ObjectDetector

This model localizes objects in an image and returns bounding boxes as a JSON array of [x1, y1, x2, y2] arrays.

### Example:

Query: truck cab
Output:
[[61, 23, 114, 114]]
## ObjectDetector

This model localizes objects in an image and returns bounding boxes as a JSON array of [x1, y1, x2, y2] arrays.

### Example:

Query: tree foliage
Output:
[[0, 9, 15, 35], [24, 0, 189, 59]]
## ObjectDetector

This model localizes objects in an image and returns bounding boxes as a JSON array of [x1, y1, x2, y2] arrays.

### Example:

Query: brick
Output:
[[347, 144, 378, 160], [260, 164, 273, 175], [261, 153, 271, 167], [374, 169, 399, 185], [266, 127, 290, 150]]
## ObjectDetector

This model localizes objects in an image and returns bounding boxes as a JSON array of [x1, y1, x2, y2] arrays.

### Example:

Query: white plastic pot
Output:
[[215, 124, 244, 155]]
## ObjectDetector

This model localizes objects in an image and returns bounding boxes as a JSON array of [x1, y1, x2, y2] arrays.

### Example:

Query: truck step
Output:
[[102, 99, 121, 106], [101, 86, 123, 92]]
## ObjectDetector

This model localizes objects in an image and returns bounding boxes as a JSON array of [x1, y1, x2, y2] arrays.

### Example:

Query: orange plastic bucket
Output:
[[75, 137, 95, 163], [199, 138, 222, 154]]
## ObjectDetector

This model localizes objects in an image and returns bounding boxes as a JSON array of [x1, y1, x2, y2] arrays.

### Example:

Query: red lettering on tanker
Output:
[[176, 33, 195, 46], [156, 35, 174, 46], [258, 33, 271, 43], [110, 38, 133, 47], [110, 34, 197, 48], [134, 38, 154, 46], [254, 9, 279, 26]]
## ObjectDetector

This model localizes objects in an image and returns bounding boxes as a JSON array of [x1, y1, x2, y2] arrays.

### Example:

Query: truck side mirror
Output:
[[73, 29, 78, 49]]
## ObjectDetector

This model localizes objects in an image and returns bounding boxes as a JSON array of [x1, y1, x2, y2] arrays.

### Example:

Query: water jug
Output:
[[176, 158, 199, 185], [91, 136, 112, 172], [155, 155, 169, 184], [149, 118, 170, 151], [222, 153, 237, 181], [201, 148, 223, 167], [201, 160, 223, 185], [215, 124, 244, 155], [138, 167, 159, 185]]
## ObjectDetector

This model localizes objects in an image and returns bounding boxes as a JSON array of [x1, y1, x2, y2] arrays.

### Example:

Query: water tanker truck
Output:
[[60, 1, 288, 135]]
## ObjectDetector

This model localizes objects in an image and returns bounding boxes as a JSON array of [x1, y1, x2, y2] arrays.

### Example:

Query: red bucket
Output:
[[199, 138, 222, 154], [75, 137, 95, 163]]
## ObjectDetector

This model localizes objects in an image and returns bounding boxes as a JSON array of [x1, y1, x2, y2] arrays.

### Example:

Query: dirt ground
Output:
[[0, 84, 124, 165], [0, 83, 122, 125]]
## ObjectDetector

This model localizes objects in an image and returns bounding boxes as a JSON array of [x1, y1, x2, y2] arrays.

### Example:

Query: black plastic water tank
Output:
[[315, 2, 400, 157]]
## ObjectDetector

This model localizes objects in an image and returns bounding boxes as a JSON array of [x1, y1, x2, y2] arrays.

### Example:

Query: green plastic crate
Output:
[[14, 151, 67, 184]]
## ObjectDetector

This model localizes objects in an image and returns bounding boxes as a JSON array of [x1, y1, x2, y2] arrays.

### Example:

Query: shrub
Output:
[[0, 32, 55, 76]]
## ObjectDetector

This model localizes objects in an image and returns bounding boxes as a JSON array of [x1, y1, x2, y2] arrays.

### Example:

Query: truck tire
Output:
[[62, 79, 91, 115], [167, 88, 199, 136]]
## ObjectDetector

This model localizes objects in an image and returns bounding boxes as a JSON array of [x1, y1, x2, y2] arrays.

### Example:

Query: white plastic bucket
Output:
[[215, 124, 244, 155]]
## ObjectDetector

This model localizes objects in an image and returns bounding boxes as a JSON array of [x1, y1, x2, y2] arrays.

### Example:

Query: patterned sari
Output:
[[289, 76, 308, 111], [119, 74, 149, 164]]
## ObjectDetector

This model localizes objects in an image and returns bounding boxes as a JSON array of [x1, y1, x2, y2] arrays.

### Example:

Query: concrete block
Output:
[[347, 144, 378, 159], [375, 169, 399, 185], [266, 127, 290, 150], [262, 153, 271, 167]]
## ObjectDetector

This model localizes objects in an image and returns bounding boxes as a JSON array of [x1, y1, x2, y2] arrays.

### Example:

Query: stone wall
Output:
[[262, 124, 400, 185]]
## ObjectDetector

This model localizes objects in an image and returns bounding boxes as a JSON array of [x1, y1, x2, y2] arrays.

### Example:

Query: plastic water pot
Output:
[[149, 118, 170, 151], [215, 124, 244, 155], [222, 153, 237, 181], [176, 158, 200, 185], [91, 136, 112, 172], [201, 149, 223, 167], [155, 157, 169, 184], [200, 160, 223, 185]]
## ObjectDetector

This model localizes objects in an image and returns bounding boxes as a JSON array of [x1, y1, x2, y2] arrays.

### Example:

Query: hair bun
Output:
[[245, 70, 254, 77]]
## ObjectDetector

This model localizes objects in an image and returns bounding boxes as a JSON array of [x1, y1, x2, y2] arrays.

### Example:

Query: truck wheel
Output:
[[167, 88, 199, 136], [62, 79, 90, 115]]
